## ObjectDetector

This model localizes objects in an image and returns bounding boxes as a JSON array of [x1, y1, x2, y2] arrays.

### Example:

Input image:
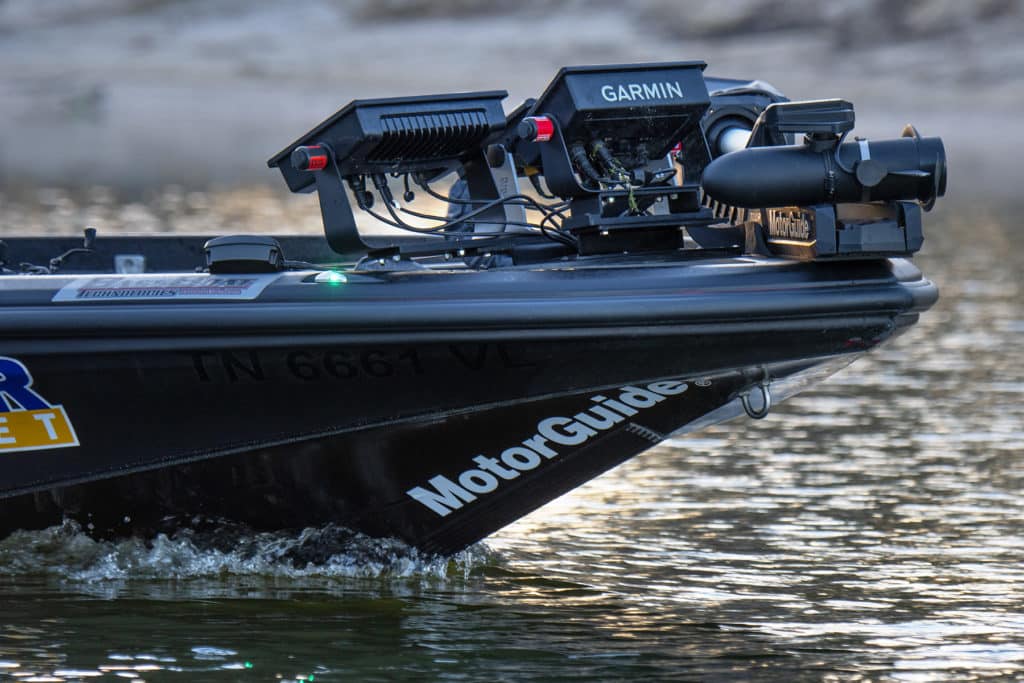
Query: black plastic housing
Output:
[[747, 99, 855, 147], [703, 81, 787, 157], [757, 202, 926, 260], [267, 91, 508, 192], [266, 91, 510, 257], [528, 62, 711, 168], [204, 235, 284, 273], [702, 136, 946, 208]]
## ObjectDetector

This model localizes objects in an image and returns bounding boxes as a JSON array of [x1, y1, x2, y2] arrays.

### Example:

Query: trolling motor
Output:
[[701, 99, 946, 260]]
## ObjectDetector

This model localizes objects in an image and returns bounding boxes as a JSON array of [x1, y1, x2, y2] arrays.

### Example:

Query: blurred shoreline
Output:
[[0, 0, 1021, 202]]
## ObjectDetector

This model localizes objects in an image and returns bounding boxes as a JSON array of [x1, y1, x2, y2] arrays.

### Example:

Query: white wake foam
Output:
[[0, 520, 496, 583]]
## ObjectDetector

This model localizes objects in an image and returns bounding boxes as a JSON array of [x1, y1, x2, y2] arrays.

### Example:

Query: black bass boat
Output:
[[0, 62, 944, 554]]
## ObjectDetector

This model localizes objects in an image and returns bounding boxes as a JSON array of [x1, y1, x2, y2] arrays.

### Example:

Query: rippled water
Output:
[[1, 196, 1021, 681]]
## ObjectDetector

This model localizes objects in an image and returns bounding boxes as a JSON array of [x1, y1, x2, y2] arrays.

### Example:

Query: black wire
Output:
[[398, 188, 566, 225], [397, 193, 571, 240], [354, 201, 536, 240], [420, 175, 574, 245], [319, 143, 576, 247], [409, 175, 575, 245], [372, 174, 427, 231], [385, 182, 571, 236], [537, 210, 578, 248], [528, 173, 558, 200], [832, 131, 854, 174], [364, 189, 568, 240], [414, 174, 570, 212], [368, 174, 514, 234], [545, 226, 578, 248], [414, 176, 473, 204], [318, 144, 426, 232], [397, 207, 558, 233]]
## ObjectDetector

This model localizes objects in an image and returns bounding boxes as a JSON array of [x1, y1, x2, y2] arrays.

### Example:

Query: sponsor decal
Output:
[[0, 357, 78, 454], [407, 380, 689, 516], [52, 274, 279, 302], [600, 81, 685, 103], [766, 208, 814, 242]]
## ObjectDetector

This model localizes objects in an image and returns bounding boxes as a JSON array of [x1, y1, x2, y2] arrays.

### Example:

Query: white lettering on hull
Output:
[[406, 380, 689, 516]]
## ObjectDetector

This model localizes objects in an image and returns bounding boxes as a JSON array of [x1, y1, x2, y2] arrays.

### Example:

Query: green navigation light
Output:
[[314, 270, 348, 286]]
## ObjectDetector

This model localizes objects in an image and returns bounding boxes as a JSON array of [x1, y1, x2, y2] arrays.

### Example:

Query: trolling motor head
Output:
[[700, 99, 947, 260], [702, 99, 946, 209]]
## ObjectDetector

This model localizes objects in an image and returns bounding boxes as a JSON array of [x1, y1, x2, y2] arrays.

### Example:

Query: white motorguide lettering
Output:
[[768, 209, 812, 241], [407, 381, 688, 516]]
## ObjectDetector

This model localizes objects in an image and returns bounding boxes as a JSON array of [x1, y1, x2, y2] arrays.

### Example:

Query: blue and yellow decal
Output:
[[0, 357, 78, 453]]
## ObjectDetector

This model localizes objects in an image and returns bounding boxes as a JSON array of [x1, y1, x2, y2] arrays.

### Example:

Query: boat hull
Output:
[[0, 358, 845, 553], [0, 253, 937, 552]]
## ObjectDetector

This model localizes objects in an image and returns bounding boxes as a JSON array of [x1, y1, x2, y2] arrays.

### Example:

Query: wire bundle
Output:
[[318, 142, 577, 249]]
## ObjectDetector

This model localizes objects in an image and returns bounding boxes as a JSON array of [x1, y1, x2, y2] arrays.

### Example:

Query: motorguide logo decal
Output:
[[407, 381, 688, 517], [52, 274, 279, 302], [766, 207, 814, 242], [0, 357, 79, 454]]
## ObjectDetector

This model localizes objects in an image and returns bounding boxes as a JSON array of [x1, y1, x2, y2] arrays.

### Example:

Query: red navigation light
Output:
[[519, 116, 555, 143], [291, 145, 329, 172]]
